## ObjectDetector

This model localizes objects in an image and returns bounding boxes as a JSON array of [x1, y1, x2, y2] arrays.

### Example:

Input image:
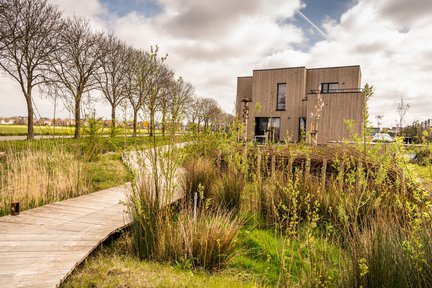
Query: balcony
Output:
[[308, 88, 363, 94]]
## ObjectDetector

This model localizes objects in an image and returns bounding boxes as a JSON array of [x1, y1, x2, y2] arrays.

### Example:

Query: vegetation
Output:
[[0, 142, 131, 216], [0, 133, 180, 216], [64, 126, 431, 287]]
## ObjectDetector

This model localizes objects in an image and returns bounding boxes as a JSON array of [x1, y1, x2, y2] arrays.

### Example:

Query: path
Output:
[[0, 184, 131, 288]]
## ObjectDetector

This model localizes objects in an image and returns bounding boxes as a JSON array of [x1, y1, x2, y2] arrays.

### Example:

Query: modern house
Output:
[[236, 65, 364, 144]]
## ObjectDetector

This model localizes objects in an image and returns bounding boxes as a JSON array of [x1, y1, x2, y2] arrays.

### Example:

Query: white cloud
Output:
[[303, 0, 432, 126], [1, 0, 431, 128]]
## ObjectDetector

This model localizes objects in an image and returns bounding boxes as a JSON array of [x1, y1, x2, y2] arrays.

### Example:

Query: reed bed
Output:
[[0, 146, 89, 215]]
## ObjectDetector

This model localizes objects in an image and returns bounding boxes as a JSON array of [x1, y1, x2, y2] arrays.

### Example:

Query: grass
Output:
[[0, 124, 163, 136], [0, 133, 187, 216], [61, 232, 262, 288], [23, 130, 432, 287], [0, 124, 75, 136], [0, 135, 153, 215], [408, 163, 432, 190], [85, 153, 132, 192], [0, 135, 182, 153], [62, 227, 343, 288], [0, 149, 131, 216]]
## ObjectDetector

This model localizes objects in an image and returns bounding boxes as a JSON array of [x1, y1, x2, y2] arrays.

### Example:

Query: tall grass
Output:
[[0, 145, 89, 215], [183, 156, 217, 203], [158, 209, 241, 270], [210, 170, 245, 213], [128, 142, 242, 270], [245, 141, 432, 287]]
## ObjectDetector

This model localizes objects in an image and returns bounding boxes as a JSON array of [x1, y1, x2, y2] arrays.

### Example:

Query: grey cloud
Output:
[[378, 0, 432, 26], [162, 0, 262, 38], [173, 42, 246, 61], [353, 41, 387, 54]]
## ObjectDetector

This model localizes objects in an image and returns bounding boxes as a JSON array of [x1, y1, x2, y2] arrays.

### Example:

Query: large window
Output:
[[321, 82, 339, 93], [255, 117, 281, 143], [276, 83, 286, 110]]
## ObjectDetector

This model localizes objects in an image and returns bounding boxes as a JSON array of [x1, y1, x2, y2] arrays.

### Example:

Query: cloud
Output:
[[301, 0, 432, 126], [1, 0, 431, 128], [111, 0, 305, 112]]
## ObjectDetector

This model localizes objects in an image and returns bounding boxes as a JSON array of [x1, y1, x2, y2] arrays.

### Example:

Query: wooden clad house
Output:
[[236, 65, 364, 144]]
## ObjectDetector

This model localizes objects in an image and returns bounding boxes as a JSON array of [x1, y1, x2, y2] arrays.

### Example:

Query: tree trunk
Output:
[[161, 110, 166, 137], [111, 105, 116, 129], [132, 109, 138, 137], [74, 97, 81, 138], [25, 93, 34, 140], [149, 111, 154, 137]]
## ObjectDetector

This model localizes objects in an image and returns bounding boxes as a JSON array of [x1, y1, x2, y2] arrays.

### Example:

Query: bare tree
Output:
[[144, 47, 172, 136], [96, 34, 130, 130], [200, 98, 221, 131], [167, 77, 193, 134], [0, 0, 63, 139], [187, 97, 203, 132], [397, 96, 410, 135], [124, 49, 139, 137], [127, 49, 158, 137], [45, 17, 105, 138]]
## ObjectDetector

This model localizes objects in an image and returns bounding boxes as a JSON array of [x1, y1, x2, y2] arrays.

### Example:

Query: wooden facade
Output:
[[236, 65, 363, 144]]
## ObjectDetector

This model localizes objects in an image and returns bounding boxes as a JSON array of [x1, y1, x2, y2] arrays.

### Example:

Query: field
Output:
[[0, 124, 153, 136]]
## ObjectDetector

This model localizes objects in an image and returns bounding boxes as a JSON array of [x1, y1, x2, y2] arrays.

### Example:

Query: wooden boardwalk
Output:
[[0, 184, 131, 288]]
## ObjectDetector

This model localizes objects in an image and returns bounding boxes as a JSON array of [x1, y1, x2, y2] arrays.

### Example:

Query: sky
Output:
[[0, 0, 431, 127]]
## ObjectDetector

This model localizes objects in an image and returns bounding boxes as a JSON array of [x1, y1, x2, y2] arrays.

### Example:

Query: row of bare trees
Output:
[[0, 0, 231, 139]]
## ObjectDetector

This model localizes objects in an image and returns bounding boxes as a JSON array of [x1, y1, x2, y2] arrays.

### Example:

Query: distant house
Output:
[[236, 65, 364, 144], [0, 118, 14, 125]]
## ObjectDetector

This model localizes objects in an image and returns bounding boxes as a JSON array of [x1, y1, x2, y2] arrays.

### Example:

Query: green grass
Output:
[[84, 153, 132, 192], [408, 163, 432, 190], [61, 233, 262, 288], [0, 124, 162, 136], [0, 124, 75, 136], [0, 135, 183, 154], [62, 227, 343, 288]]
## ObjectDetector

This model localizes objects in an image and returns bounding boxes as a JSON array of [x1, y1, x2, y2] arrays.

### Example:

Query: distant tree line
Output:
[[0, 0, 232, 139]]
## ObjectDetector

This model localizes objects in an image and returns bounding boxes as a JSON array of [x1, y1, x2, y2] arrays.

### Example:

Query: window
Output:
[[298, 117, 307, 142], [254, 117, 281, 143], [276, 83, 286, 110], [321, 82, 339, 93]]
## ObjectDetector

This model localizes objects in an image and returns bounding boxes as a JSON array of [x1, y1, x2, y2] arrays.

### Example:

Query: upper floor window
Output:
[[276, 83, 286, 110], [321, 82, 339, 93]]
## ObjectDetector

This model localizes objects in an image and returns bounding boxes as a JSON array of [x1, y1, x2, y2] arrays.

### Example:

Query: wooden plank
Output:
[[0, 185, 131, 288], [0, 145, 182, 288]]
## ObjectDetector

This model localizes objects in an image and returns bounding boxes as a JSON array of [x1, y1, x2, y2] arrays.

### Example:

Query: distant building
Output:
[[236, 65, 364, 144]]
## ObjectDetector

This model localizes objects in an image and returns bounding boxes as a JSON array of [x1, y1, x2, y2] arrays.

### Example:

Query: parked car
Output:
[[372, 133, 394, 142]]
